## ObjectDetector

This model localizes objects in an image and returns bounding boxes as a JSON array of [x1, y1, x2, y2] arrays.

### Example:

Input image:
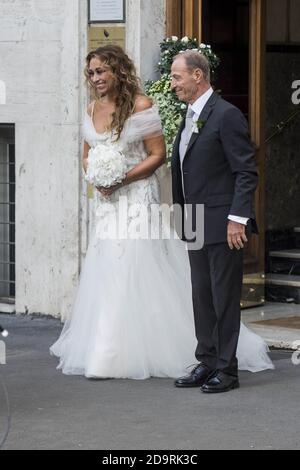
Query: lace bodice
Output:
[[82, 105, 164, 239]]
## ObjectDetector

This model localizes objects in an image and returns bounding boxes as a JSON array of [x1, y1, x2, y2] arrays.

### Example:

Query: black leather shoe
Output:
[[175, 363, 212, 388], [201, 370, 239, 393]]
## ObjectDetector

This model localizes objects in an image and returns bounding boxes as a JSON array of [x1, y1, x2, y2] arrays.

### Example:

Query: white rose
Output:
[[181, 36, 189, 43], [171, 36, 178, 41], [200, 43, 206, 49]]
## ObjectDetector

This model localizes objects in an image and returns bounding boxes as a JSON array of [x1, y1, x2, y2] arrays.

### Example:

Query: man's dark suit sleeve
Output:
[[220, 106, 258, 219]]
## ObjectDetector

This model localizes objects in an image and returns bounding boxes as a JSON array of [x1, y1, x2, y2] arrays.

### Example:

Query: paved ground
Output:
[[243, 302, 300, 350], [0, 313, 299, 450]]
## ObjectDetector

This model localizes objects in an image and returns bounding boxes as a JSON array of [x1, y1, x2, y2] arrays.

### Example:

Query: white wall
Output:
[[126, 0, 166, 84], [0, 0, 168, 319], [0, 0, 88, 319]]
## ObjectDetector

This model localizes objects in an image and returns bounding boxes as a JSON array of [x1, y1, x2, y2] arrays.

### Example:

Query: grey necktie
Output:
[[179, 107, 195, 168], [179, 107, 195, 196], [185, 106, 195, 135]]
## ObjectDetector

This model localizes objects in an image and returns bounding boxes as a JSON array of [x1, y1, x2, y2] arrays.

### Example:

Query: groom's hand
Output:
[[227, 221, 248, 250]]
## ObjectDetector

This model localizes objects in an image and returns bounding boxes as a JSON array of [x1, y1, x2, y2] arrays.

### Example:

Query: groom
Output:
[[171, 50, 258, 393]]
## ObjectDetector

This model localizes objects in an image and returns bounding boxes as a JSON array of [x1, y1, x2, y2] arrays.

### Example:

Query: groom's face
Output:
[[171, 58, 199, 104]]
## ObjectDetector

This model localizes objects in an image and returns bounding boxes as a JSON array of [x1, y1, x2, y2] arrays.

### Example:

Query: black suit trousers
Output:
[[188, 242, 244, 376]]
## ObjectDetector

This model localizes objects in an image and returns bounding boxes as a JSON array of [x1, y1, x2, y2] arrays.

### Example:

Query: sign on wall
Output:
[[88, 0, 126, 23], [88, 26, 125, 51]]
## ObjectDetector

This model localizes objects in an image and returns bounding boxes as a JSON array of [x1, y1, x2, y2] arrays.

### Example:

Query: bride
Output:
[[50, 45, 273, 380]]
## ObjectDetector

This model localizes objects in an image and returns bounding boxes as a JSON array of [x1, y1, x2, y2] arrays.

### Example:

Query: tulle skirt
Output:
[[50, 232, 274, 379]]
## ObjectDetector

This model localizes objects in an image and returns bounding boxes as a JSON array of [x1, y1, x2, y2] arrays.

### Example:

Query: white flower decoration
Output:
[[85, 143, 127, 188], [181, 36, 189, 43], [200, 43, 206, 49], [192, 123, 199, 134], [171, 36, 178, 42]]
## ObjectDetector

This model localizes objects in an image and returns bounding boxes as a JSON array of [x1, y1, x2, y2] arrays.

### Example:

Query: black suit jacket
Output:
[[171, 92, 259, 245]]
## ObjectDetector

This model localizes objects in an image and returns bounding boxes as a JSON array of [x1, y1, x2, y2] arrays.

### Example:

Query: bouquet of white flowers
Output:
[[85, 143, 127, 188]]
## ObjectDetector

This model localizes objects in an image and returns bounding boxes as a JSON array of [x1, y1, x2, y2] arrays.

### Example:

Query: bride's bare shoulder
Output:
[[133, 95, 153, 114]]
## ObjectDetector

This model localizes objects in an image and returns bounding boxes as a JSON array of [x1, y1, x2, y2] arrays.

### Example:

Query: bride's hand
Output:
[[96, 182, 123, 197]]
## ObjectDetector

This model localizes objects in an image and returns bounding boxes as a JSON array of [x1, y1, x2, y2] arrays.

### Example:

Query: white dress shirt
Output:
[[179, 87, 248, 226]]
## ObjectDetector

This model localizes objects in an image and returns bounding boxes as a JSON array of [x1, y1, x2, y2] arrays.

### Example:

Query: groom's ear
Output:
[[193, 68, 204, 84]]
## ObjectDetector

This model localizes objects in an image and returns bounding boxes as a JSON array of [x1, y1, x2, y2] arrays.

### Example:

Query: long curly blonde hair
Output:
[[84, 45, 143, 140]]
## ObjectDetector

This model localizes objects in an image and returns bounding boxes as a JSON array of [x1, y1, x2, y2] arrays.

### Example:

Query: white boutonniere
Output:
[[192, 122, 199, 134], [192, 119, 206, 134]]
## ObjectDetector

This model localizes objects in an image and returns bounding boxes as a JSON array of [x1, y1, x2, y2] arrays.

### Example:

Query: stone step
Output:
[[266, 272, 300, 304], [0, 302, 15, 314], [269, 249, 300, 260], [266, 274, 300, 288]]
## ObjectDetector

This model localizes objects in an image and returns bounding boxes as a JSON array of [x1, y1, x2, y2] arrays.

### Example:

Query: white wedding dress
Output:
[[50, 106, 274, 379]]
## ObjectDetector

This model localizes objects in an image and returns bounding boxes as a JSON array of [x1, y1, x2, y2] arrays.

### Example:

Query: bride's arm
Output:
[[83, 102, 94, 173], [123, 96, 166, 185], [100, 97, 166, 197], [124, 132, 166, 186], [82, 140, 90, 173]]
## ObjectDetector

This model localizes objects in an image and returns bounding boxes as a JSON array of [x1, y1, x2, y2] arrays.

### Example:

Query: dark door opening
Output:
[[202, 0, 250, 116]]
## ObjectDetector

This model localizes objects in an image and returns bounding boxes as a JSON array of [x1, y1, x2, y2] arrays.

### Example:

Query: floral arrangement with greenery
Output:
[[145, 36, 220, 166]]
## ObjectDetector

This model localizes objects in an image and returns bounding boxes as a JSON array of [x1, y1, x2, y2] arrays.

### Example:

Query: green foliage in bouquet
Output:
[[145, 36, 220, 166]]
